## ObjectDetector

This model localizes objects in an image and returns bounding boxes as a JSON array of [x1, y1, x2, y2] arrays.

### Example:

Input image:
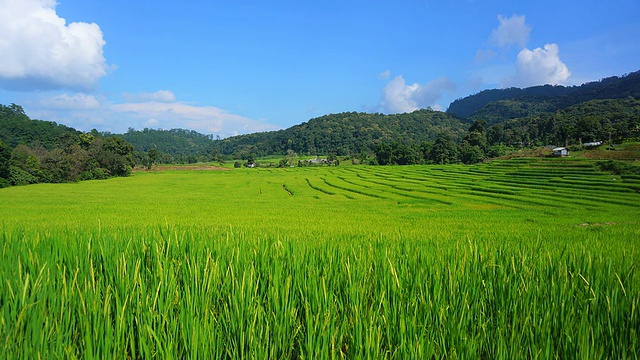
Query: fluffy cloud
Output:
[[27, 90, 280, 137], [0, 0, 109, 91], [379, 76, 456, 113], [490, 14, 531, 48], [37, 93, 102, 110], [111, 101, 280, 135], [122, 90, 176, 103], [503, 44, 571, 87]]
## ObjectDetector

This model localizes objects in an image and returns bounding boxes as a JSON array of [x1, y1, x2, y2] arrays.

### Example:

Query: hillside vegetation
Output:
[[211, 109, 468, 158], [2, 70, 639, 177], [0, 104, 137, 187], [447, 70, 640, 121]]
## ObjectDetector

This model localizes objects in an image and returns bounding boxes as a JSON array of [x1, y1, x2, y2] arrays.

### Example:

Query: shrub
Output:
[[595, 160, 640, 175]]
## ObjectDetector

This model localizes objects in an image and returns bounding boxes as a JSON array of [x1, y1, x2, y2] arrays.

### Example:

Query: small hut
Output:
[[552, 147, 569, 157]]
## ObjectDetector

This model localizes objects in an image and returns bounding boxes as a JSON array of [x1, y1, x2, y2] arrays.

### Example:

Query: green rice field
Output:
[[1, 158, 639, 358]]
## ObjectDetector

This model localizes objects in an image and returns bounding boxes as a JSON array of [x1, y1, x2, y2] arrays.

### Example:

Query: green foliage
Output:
[[595, 160, 640, 175], [0, 103, 80, 149], [487, 98, 640, 147], [116, 127, 218, 163], [428, 133, 459, 164], [459, 142, 485, 164], [0, 105, 137, 187], [0, 139, 12, 179], [7, 165, 38, 185], [448, 70, 640, 119], [214, 109, 468, 158]]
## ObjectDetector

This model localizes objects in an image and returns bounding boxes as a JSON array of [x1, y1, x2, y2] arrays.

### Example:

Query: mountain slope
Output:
[[212, 110, 469, 157], [0, 103, 80, 149], [447, 70, 640, 121]]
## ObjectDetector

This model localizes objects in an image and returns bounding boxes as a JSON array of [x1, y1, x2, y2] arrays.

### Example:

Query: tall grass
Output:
[[1, 225, 638, 358], [1, 162, 639, 358]]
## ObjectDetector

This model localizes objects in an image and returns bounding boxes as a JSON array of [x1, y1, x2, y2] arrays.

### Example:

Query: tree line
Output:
[[373, 97, 640, 165], [0, 104, 136, 188], [447, 70, 640, 119]]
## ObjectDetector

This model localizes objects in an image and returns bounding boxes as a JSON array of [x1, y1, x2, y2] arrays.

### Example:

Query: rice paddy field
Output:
[[1, 158, 639, 358]]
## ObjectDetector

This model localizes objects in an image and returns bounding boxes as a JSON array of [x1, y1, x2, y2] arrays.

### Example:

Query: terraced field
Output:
[[304, 159, 640, 211], [1, 158, 639, 358]]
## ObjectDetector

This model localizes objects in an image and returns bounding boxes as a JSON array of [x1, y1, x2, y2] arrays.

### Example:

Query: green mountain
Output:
[[211, 110, 469, 158], [3, 70, 639, 167], [486, 98, 640, 147], [0, 103, 80, 149], [115, 128, 219, 163], [447, 70, 640, 123], [1, 104, 137, 187]]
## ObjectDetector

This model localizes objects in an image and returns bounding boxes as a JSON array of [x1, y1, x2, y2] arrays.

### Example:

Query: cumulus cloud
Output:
[[379, 76, 456, 114], [26, 90, 281, 137], [503, 43, 571, 87], [122, 90, 176, 103], [490, 14, 531, 48], [37, 93, 102, 110], [0, 0, 109, 91], [110, 102, 281, 136]]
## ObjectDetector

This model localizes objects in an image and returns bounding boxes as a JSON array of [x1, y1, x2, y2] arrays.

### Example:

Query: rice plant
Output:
[[1, 161, 639, 358]]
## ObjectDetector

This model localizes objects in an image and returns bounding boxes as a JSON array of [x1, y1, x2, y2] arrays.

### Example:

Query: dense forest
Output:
[[2, 70, 640, 186], [371, 97, 640, 166], [0, 104, 136, 187], [211, 110, 469, 159], [447, 70, 640, 120], [115, 128, 222, 164]]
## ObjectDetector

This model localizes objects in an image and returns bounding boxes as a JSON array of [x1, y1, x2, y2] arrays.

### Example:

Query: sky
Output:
[[1, 0, 639, 138]]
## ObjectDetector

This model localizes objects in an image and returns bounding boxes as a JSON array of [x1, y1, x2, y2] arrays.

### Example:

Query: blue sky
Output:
[[1, 0, 639, 137]]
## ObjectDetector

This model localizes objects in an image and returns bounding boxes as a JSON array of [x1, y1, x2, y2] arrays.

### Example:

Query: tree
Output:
[[428, 133, 459, 164], [286, 149, 298, 166], [0, 139, 10, 180], [468, 119, 487, 134], [148, 147, 159, 167], [92, 137, 135, 177], [374, 143, 392, 165], [459, 142, 485, 164]]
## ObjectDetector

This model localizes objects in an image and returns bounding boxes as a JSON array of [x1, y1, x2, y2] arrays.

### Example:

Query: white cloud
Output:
[[379, 76, 456, 114], [503, 43, 571, 87], [144, 118, 160, 127], [0, 0, 109, 91], [109, 99, 281, 136], [38, 93, 102, 110], [475, 49, 497, 63], [378, 70, 391, 79], [25, 90, 281, 137], [122, 90, 176, 103], [490, 14, 531, 48]]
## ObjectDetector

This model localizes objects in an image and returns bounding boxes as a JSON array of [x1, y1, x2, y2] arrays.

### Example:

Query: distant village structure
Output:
[[553, 147, 569, 157]]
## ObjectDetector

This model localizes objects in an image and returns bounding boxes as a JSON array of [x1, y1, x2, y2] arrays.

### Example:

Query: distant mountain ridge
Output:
[[211, 110, 469, 158], [2, 70, 639, 163], [447, 70, 640, 122]]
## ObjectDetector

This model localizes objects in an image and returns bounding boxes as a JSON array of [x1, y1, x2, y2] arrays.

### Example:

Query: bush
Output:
[[8, 166, 39, 185], [595, 160, 640, 175]]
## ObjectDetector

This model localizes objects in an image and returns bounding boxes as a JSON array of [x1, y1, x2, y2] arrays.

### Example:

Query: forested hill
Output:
[[1, 104, 137, 187], [0, 103, 80, 149], [447, 70, 640, 121], [116, 128, 219, 163], [1, 103, 469, 162], [211, 110, 469, 158]]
